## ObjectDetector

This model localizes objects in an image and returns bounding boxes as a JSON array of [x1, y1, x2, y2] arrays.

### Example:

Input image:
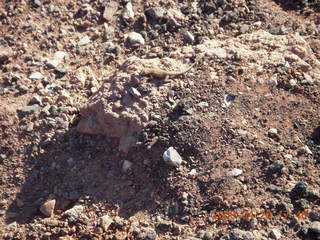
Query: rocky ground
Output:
[[1, 0, 320, 239]]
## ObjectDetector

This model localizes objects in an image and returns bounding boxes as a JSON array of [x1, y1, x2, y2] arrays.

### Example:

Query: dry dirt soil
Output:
[[1, 0, 320, 240]]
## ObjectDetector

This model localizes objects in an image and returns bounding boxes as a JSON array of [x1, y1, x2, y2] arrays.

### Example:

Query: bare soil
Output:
[[1, 0, 320, 239]]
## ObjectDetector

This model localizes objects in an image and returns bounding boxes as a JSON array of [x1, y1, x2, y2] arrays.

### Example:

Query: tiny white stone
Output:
[[284, 154, 292, 159], [122, 160, 133, 172], [227, 168, 242, 177], [299, 145, 312, 155], [289, 79, 297, 86], [237, 129, 247, 136], [188, 169, 197, 177], [122, 2, 134, 20], [198, 101, 209, 108], [129, 87, 141, 98], [78, 36, 91, 46], [268, 128, 278, 135], [270, 75, 278, 86], [163, 147, 183, 167], [29, 72, 44, 80], [126, 32, 145, 46]]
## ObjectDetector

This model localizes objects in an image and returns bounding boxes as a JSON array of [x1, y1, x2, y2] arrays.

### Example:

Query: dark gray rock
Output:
[[290, 181, 308, 199], [268, 160, 284, 174], [145, 7, 166, 21]]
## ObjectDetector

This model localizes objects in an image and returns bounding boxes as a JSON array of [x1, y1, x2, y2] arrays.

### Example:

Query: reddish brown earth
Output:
[[1, 0, 320, 239]]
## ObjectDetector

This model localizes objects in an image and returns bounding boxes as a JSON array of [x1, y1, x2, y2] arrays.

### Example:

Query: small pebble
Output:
[[227, 168, 243, 177], [269, 229, 282, 239], [78, 36, 91, 46], [29, 72, 44, 80], [40, 199, 56, 217], [122, 160, 133, 172], [122, 2, 134, 21], [184, 31, 195, 44], [163, 147, 183, 167], [126, 32, 145, 46]]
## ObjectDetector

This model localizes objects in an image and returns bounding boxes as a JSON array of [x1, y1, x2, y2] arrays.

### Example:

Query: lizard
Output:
[[140, 60, 197, 81]]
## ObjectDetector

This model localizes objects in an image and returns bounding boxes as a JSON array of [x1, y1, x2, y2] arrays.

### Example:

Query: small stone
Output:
[[144, 228, 157, 240], [228, 229, 254, 240], [103, 2, 118, 22], [277, 146, 285, 152], [227, 168, 243, 177], [298, 145, 312, 155], [289, 79, 297, 86], [188, 169, 197, 177], [184, 31, 195, 44], [309, 210, 320, 221], [40, 199, 56, 217], [198, 101, 209, 109], [0, 154, 5, 163], [58, 90, 70, 101], [130, 223, 141, 235], [290, 181, 308, 199], [29, 72, 44, 80], [55, 66, 68, 74], [284, 154, 292, 159], [114, 216, 125, 227], [240, 24, 250, 34], [268, 128, 280, 140], [46, 51, 69, 69], [223, 94, 236, 107], [67, 158, 75, 165], [126, 32, 145, 46], [163, 147, 183, 167], [309, 221, 320, 234], [203, 231, 213, 240], [268, 160, 284, 174], [100, 215, 113, 231], [19, 104, 40, 114], [18, 85, 29, 93], [122, 2, 134, 21], [270, 75, 278, 86], [26, 122, 34, 132], [29, 96, 42, 105], [103, 23, 115, 40], [122, 160, 133, 172], [269, 229, 282, 239], [64, 204, 84, 222], [0, 48, 12, 63], [129, 87, 141, 98], [145, 7, 166, 21], [16, 199, 24, 208], [78, 36, 91, 46], [156, 219, 172, 232], [33, 0, 42, 7]]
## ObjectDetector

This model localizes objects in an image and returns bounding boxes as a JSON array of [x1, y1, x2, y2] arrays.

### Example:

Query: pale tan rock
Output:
[[0, 47, 12, 63], [100, 215, 113, 231], [40, 199, 56, 217], [103, 2, 119, 22]]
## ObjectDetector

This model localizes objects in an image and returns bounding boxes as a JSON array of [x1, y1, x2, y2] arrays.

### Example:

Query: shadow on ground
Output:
[[5, 125, 178, 224], [272, 0, 320, 12]]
